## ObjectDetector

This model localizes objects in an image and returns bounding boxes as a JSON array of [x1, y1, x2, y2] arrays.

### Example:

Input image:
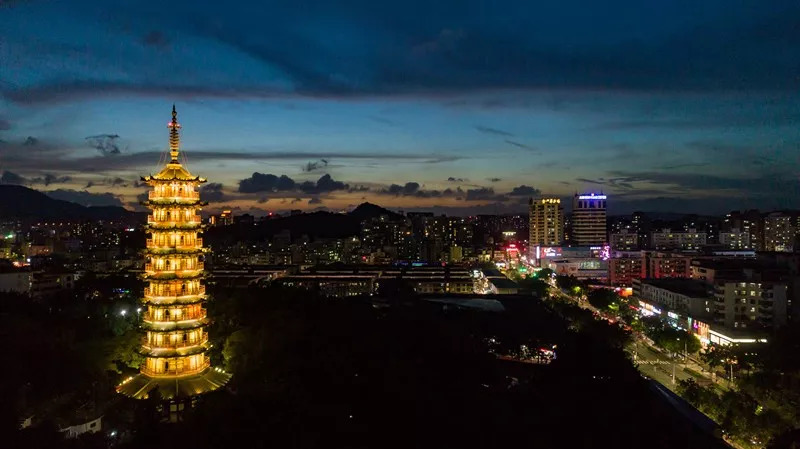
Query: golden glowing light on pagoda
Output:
[[117, 106, 230, 400]]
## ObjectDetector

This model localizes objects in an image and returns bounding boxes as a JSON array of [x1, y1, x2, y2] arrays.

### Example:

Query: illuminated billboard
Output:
[[578, 193, 607, 200], [535, 246, 563, 259]]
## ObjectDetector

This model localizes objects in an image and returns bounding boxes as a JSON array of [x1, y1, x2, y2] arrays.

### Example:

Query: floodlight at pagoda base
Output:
[[116, 367, 231, 400]]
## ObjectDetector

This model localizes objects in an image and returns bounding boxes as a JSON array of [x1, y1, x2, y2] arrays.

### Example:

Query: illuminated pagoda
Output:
[[118, 106, 230, 400]]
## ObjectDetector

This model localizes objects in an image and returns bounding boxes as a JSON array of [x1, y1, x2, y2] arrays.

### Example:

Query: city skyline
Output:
[[2, 0, 800, 216]]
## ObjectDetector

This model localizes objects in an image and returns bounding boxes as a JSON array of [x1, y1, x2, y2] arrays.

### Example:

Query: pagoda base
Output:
[[117, 367, 231, 400]]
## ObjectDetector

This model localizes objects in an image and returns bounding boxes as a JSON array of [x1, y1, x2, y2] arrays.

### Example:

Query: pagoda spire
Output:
[[118, 105, 229, 401], [168, 104, 181, 162]]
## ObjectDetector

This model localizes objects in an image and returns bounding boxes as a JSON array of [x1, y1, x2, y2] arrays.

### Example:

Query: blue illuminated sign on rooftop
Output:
[[578, 194, 607, 200]]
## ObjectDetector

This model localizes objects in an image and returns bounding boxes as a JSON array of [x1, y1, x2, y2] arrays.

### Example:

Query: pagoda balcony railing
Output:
[[144, 262, 204, 273], [144, 285, 206, 298], [147, 215, 202, 225], [146, 238, 203, 248], [141, 359, 210, 378], [148, 191, 200, 201], [143, 332, 208, 349], [143, 309, 207, 322]]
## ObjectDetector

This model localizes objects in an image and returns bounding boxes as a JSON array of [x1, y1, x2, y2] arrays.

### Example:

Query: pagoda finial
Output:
[[168, 104, 181, 162]]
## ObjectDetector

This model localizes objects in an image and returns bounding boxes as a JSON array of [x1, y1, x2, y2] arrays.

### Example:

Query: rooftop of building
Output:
[[691, 259, 769, 270], [423, 297, 505, 312], [489, 277, 520, 289], [117, 368, 231, 400], [637, 278, 712, 298]]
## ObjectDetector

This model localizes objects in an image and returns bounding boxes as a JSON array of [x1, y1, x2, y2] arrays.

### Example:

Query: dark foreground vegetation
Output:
[[5, 280, 748, 448]]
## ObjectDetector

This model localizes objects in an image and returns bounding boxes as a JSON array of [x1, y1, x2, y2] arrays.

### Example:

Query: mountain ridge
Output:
[[0, 185, 142, 222]]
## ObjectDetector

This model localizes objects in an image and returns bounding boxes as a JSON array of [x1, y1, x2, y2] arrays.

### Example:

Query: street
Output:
[[546, 280, 723, 393]]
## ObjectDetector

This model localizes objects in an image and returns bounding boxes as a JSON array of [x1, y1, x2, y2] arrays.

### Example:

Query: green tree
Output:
[[587, 289, 618, 311], [701, 344, 732, 372], [222, 328, 253, 373], [516, 277, 550, 297], [555, 275, 582, 295]]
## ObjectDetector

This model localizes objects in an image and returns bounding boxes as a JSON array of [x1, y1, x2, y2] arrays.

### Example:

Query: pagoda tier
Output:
[[118, 106, 230, 400]]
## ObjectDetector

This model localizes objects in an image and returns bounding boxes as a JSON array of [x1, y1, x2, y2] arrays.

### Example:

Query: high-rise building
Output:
[[528, 197, 563, 248], [118, 106, 230, 401], [631, 211, 651, 249], [651, 228, 707, 250], [764, 212, 795, 252], [608, 254, 645, 286], [571, 193, 607, 246], [719, 228, 752, 249], [724, 210, 764, 250], [713, 278, 788, 331], [609, 229, 638, 251], [647, 252, 692, 279]]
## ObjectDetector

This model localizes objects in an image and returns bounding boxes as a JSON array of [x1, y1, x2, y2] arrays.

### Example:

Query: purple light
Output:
[[600, 245, 611, 261], [578, 194, 607, 200]]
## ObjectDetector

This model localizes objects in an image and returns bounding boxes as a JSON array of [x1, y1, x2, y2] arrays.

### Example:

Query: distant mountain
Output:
[[205, 202, 406, 245], [348, 202, 404, 221], [0, 185, 142, 222], [206, 210, 361, 244]]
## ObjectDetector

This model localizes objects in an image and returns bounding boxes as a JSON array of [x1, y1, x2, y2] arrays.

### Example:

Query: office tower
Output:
[[571, 193, 607, 246], [764, 212, 795, 252], [724, 210, 764, 250], [118, 106, 230, 400], [528, 197, 563, 248], [651, 228, 707, 250]]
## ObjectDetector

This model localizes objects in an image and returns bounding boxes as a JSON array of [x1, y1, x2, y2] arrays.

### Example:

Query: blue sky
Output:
[[1, 0, 799, 215]]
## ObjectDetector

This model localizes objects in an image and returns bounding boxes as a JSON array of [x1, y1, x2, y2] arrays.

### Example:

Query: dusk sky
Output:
[[1, 0, 799, 215]]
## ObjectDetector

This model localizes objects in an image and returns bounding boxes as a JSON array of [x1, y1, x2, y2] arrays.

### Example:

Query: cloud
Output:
[[383, 182, 420, 196], [378, 181, 461, 198], [303, 173, 348, 193], [465, 187, 497, 201], [108, 177, 127, 187], [576, 176, 640, 190], [0, 171, 26, 185], [238, 172, 348, 194], [412, 28, 466, 56], [142, 30, 170, 48], [302, 159, 329, 172], [238, 173, 296, 193], [2, 1, 799, 107], [308, 197, 323, 205], [23, 136, 38, 146], [474, 125, 513, 137], [606, 170, 798, 196], [31, 173, 72, 186], [504, 140, 537, 151], [0, 118, 10, 130], [45, 189, 124, 207], [85, 134, 122, 156], [447, 177, 464, 182], [84, 177, 129, 188], [200, 182, 227, 202], [508, 185, 541, 196], [0, 149, 463, 174], [488, 178, 502, 182]]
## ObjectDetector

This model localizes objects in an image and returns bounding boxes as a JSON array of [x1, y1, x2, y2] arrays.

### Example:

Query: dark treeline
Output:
[[9, 283, 730, 448]]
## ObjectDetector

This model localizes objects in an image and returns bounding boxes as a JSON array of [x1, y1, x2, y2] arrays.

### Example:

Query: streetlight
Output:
[[119, 309, 127, 317], [684, 338, 688, 368], [672, 337, 680, 384]]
